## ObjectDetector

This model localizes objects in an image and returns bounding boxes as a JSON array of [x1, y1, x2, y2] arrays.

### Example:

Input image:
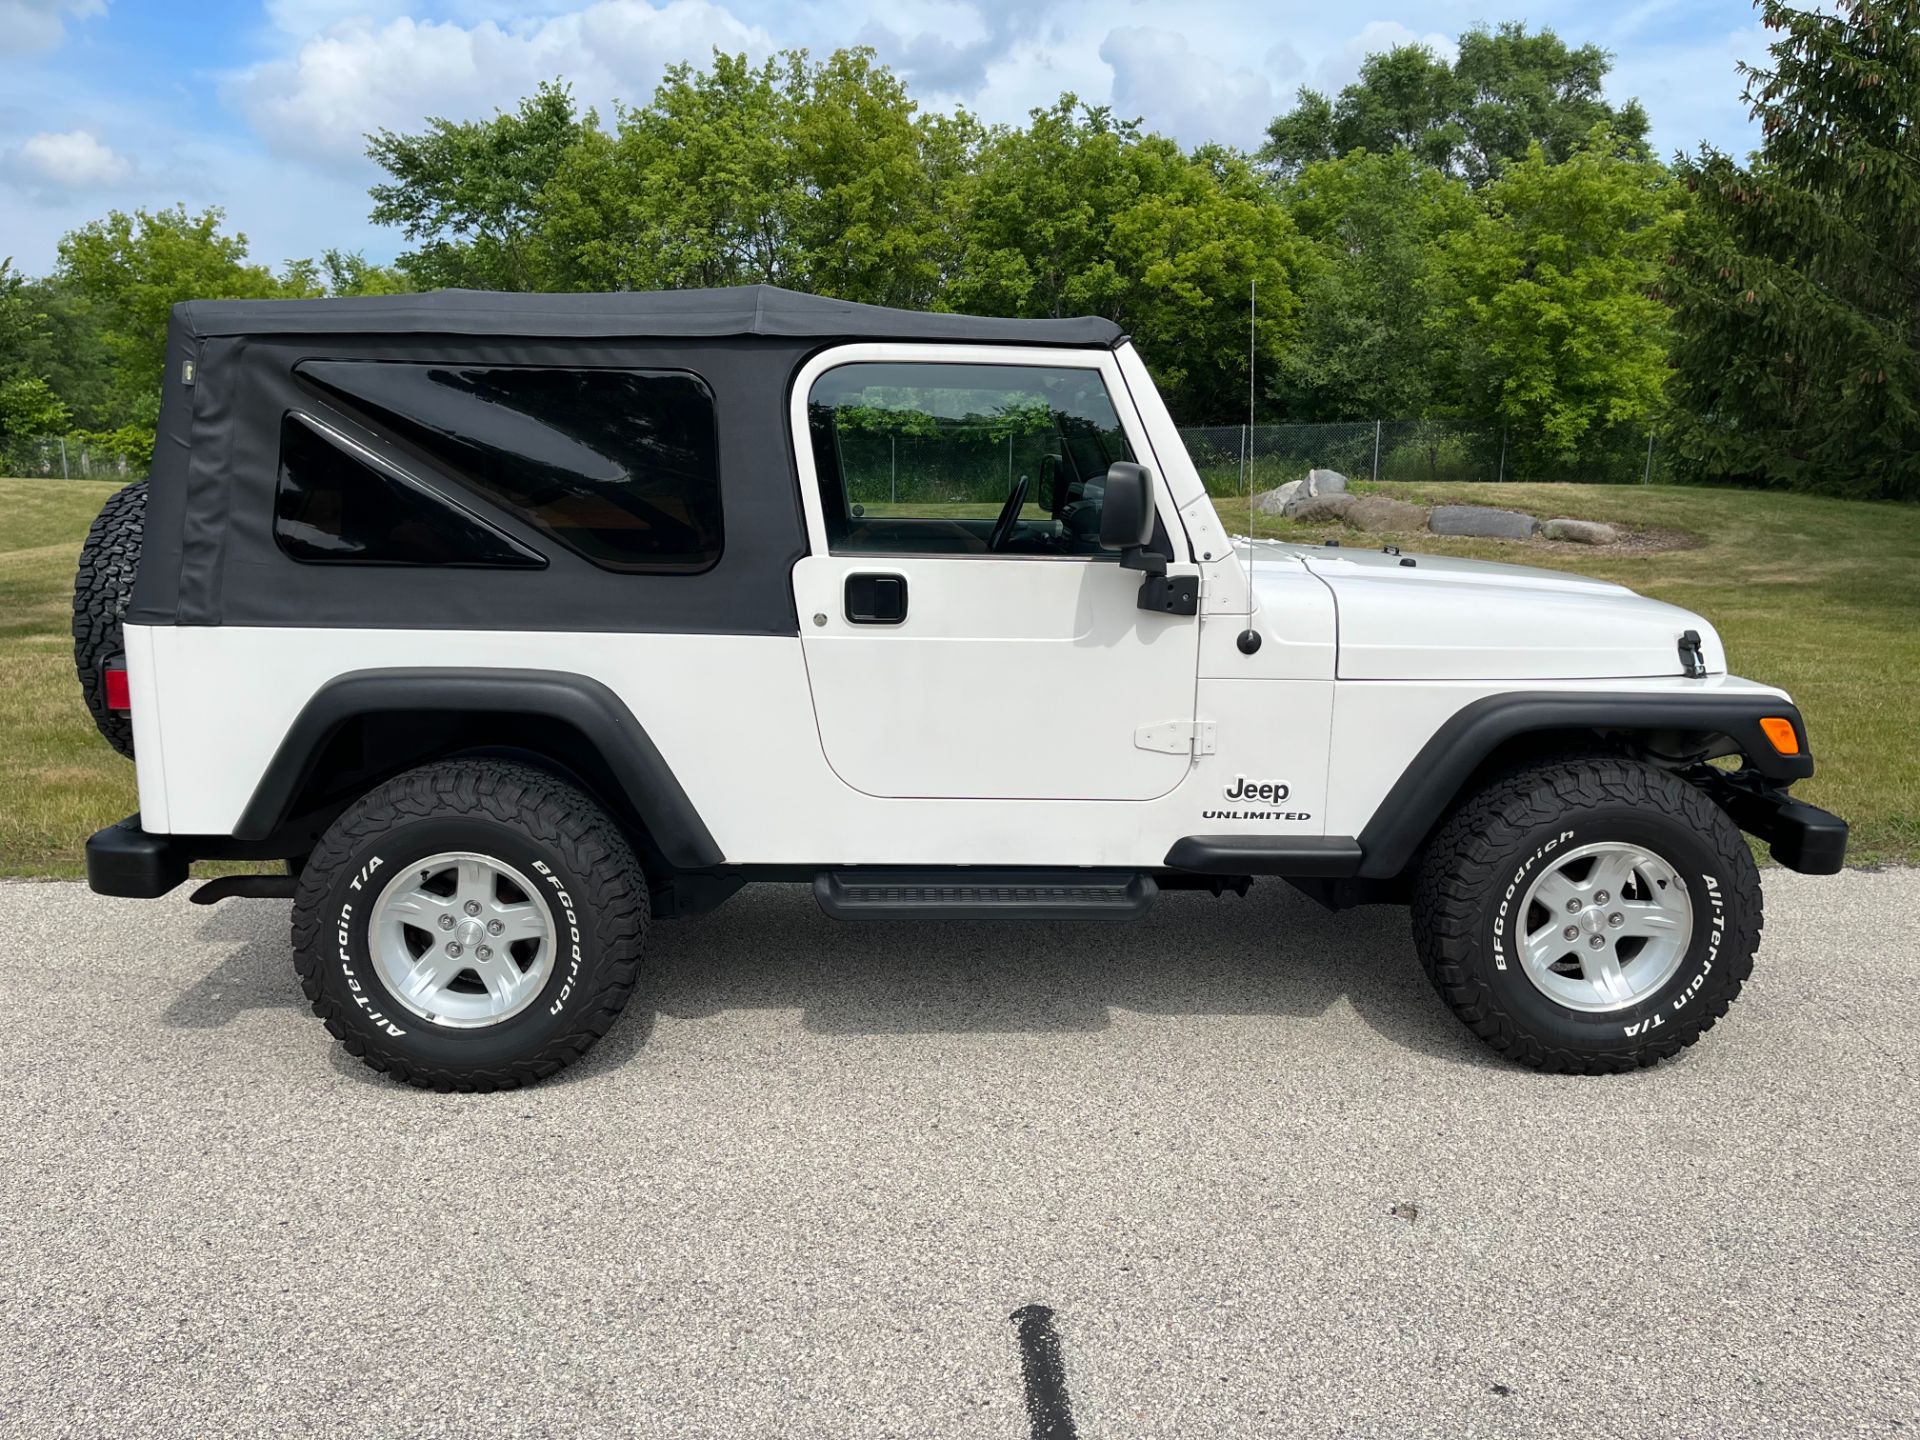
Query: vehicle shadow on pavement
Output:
[[151, 883, 1498, 1082], [159, 899, 310, 1030], [569, 880, 1501, 1080]]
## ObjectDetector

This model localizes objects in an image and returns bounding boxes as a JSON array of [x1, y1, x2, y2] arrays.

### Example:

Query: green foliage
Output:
[[948, 100, 1303, 421], [1263, 23, 1650, 186], [55, 205, 291, 426], [368, 82, 589, 291], [1663, 0, 1920, 501], [0, 377, 70, 439], [1275, 149, 1476, 419], [1424, 131, 1684, 472], [536, 48, 966, 305]]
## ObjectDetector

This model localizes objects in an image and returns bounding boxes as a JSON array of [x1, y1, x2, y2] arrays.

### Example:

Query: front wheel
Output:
[[1412, 757, 1762, 1073], [291, 759, 650, 1090]]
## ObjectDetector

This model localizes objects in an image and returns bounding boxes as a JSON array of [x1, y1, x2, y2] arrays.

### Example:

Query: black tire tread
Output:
[[71, 479, 147, 759], [291, 759, 649, 1092], [1411, 756, 1762, 1075]]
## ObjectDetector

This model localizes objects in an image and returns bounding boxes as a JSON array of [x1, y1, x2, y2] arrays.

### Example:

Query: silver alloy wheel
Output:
[[1515, 841, 1694, 1014], [370, 852, 557, 1029]]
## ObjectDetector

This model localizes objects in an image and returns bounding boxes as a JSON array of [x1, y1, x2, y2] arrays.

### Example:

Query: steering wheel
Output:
[[987, 473, 1031, 553]]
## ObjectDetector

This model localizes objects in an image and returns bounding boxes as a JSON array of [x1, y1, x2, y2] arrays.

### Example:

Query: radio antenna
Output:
[[1237, 280, 1261, 653]]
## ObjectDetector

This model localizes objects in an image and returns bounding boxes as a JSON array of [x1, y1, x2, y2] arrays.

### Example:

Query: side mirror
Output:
[[1098, 461, 1156, 557]]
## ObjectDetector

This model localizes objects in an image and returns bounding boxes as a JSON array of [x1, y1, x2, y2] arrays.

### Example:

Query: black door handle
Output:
[[845, 573, 908, 625]]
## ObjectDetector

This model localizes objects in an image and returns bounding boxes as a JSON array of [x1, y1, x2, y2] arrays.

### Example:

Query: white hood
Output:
[[1243, 540, 1726, 681]]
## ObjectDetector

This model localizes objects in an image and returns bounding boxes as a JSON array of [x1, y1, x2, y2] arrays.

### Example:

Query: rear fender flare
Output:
[[234, 667, 723, 869]]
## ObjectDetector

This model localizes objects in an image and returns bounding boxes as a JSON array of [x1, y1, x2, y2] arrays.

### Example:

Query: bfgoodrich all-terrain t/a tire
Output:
[[292, 760, 650, 1091], [1412, 757, 1762, 1074]]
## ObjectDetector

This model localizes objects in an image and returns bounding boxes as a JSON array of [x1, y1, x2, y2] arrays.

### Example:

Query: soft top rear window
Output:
[[297, 361, 724, 573]]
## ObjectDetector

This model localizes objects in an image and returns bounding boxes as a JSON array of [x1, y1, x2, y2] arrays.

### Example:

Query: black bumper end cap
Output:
[[85, 815, 189, 898], [1766, 798, 1850, 875]]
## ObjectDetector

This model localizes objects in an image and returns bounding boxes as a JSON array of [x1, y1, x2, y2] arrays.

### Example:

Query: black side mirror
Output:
[[1098, 461, 1156, 559]]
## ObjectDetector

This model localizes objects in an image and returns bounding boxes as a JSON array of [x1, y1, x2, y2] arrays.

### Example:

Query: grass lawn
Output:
[[0, 474, 1913, 876]]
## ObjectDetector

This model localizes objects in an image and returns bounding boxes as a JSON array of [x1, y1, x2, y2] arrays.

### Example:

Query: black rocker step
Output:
[[813, 870, 1157, 921]]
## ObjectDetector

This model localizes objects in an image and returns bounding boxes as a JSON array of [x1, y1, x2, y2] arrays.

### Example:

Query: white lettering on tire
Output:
[[337, 854, 405, 1037], [1624, 872, 1721, 1037], [1493, 830, 1575, 971], [532, 859, 583, 1016]]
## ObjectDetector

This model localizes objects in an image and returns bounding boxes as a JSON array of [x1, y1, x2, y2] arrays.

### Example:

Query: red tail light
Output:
[[105, 667, 131, 712]]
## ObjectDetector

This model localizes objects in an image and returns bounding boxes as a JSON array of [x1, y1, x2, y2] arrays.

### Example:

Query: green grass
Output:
[[0, 475, 1913, 875]]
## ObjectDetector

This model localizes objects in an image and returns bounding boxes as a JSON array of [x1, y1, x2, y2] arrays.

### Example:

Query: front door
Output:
[[790, 346, 1201, 801]]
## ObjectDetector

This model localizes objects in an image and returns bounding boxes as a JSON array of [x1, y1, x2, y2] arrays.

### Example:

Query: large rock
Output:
[[1252, 467, 1352, 517], [1289, 493, 1353, 525], [1343, 495, 1427, 533], [1429, 504, 1539, 540], [1251, 480, 1301, 515], [1543, 517, 1619, 545]]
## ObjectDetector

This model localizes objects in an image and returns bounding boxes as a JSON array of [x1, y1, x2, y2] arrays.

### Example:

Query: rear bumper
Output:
[[85, 815, 291, 898], [1695, 770, 1850, 875], [86, 815, 189, 898]]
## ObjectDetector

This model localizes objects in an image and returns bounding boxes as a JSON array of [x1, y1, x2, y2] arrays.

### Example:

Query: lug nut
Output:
[[446, 941, 463, 957], [476, 944, 492, 961], [437, 914, 455, 930], [1594, 890, 1610, 905], [1563, 926, 1579, 941], [464, 900, 482, 916], [1588, 936, 1606, 950], [1609, 913, 1624, 928], [486, 919, 503, 936], [1566, 899, 1582, 913]]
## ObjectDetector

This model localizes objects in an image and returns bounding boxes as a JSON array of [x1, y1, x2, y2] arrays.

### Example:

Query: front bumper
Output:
[[1694, 770, 1850, 874]]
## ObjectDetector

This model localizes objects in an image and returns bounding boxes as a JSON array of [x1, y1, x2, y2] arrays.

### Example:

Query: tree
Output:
[[949, 99, 1303, 420], [533, 48, 969, 306], [368, 82, 590, 291], [1262, 24, 1650, 187], [56, 206, 290, 427], [1663, 0, 1920, 501], [1273, 149, 1476, 420], [1424, 131, 1683, 472]]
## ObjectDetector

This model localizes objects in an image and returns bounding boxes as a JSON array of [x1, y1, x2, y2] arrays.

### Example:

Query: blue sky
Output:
[[1, 0, 1773, 277]]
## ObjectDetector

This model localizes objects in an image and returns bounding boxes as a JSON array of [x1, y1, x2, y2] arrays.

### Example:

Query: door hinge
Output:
[[1135, 719, 1216, 756]]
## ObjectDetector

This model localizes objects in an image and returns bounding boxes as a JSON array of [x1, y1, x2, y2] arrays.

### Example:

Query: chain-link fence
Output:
[[1178, 420, 1671, 499], [1, 434, 149, 483]]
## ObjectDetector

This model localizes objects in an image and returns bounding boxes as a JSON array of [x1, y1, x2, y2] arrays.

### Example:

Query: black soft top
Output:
[[174, 284, 1125, 348]]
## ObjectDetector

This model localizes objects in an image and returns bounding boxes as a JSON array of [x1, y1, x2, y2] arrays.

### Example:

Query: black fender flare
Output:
[[233, 667, 723, 868], [1354, 690, 1814, 879]]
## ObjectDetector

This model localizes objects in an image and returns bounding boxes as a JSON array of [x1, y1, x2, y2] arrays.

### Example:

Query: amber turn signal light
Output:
[[1759, 716, 1800, 755]]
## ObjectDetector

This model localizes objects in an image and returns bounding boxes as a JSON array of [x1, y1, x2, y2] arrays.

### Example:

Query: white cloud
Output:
[[229, 0, 773, 168], [0, 0, 103, 56], [7, 128, 132, 188], [1099, 26, 1276, 150]]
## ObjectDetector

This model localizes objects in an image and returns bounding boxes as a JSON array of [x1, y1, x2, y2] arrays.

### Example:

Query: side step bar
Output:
[[814, 870, 1157, 921]]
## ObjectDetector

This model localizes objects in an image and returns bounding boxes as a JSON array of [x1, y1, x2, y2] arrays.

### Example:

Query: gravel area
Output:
[[0, 871, 1914, 1438]]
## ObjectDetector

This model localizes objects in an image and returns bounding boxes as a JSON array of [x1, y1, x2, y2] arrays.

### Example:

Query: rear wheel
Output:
[[71, 479, 147, 759], [291, 759, 649, 1090], [1412, 757, 1762, 1073]]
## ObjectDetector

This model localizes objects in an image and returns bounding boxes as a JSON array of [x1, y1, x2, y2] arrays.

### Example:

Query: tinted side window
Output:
[[807, 362, 1135, 558], [298, 362, 723, 573], [274, 412, 545, 568]]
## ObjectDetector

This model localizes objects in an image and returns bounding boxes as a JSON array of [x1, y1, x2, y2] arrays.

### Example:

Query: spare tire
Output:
[[72, 479, 147, 760]]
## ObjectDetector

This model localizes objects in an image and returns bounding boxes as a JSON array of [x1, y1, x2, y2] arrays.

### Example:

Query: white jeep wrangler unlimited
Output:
[[76, 286, 1848, 1089]]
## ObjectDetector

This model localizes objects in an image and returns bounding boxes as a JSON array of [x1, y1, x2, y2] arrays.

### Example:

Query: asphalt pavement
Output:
[[0, 870, 1914, 1439]]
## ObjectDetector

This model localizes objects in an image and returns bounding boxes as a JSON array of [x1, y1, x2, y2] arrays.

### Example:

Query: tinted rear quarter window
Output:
[[274, 412, 546, 568], [297, 362, 724, 573]]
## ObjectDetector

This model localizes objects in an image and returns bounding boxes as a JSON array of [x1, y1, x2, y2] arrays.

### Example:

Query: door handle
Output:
[[844, 573, 908, 625]]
